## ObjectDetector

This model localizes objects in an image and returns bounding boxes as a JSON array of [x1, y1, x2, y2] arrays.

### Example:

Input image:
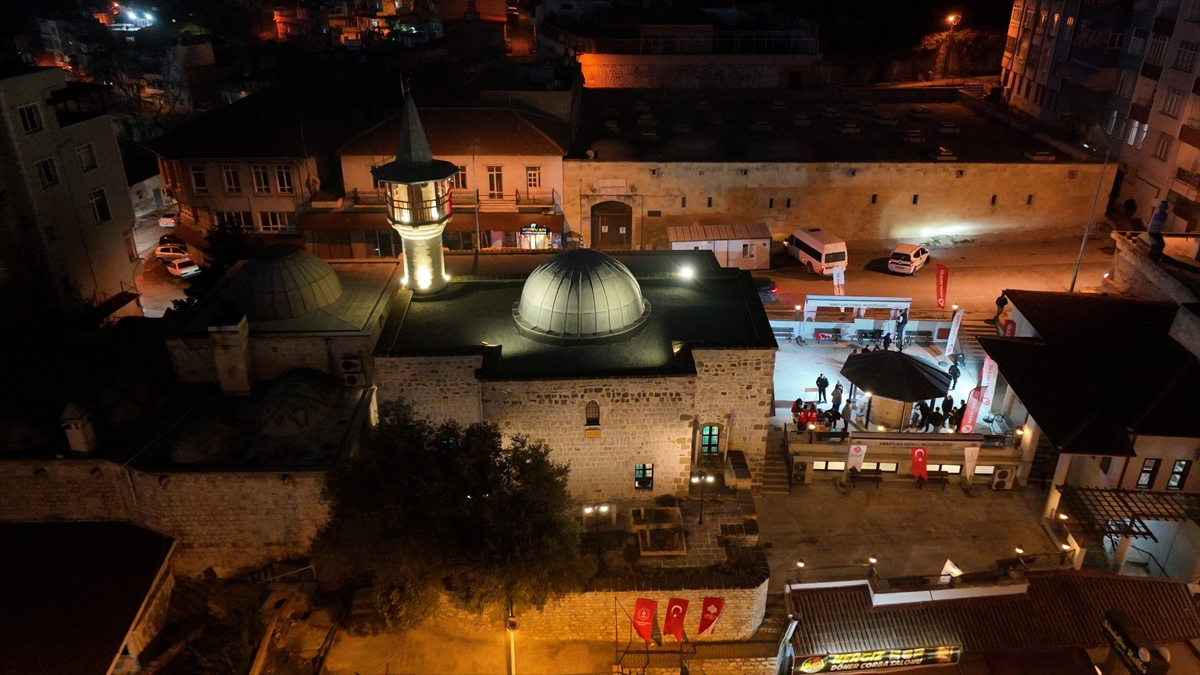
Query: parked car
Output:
[[158, 212, 178, 228], [784, 227, 849, 276], [154, 245, 189, 264], [753, 276, 778, 305], [158, 234, 185, 248], [166, 257, 201, 279], [887, 244, 930, 275]]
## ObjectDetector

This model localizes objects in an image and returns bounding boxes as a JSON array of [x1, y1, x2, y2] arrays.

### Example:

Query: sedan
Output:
[[158, 234, 185, 248], [753, 276, 778, 305], [158, 212, 178, 228], [887, 244, 930, 275], [166, 257, 201, 279], [154, 245, 189, 264]]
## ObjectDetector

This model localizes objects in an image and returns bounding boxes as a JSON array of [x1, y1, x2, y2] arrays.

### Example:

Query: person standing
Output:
[[941, 394, 954, 416], [950, 404, 966, 431], [830, 382, 843, 414], [917, 400, 931, 429], [882, 332, 892, 351], [993, 293, 1008, 322], [791, 398, 804, 427], [896, 308, 909, 345], [927, 409, 945, 432], [816, 374, 829, 403], [948, 363, 960, 389]]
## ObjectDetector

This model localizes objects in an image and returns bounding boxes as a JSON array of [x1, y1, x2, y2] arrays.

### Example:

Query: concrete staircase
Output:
[[956, 320, 999, 381], [960, 81, 987, 97], [752, 592, 790, 642], [760, 445, 791, 495]]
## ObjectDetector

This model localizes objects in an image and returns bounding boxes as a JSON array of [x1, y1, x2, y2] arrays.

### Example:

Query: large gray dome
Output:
[[514, 249, 650, 342], [227, 245, 343, 321]]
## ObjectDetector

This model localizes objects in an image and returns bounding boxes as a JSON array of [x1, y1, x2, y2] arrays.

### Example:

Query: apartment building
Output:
[[0, 65, 141, 326]]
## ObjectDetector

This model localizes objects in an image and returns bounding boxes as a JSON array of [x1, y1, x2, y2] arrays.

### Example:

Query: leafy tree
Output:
[[171, 220, 253, 312], [312, 401, 596, 631]]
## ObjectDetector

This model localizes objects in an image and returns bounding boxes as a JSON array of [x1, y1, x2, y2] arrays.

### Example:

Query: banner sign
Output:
[[663, 598, 688, 642], [944, 309, 964, 355], [796, 646, 962, 673], [1002, 319, 1017, 337], [963, 445, 980, 477], [848, 445, 866, 471], [935, 264, 949, 310], [698, 597, 724, 635], [832, 267, 846, 296], [632, 598, 657, 644], [910, 447, 928, 481], [958, 386, 985, 434], [1102, 611, 1170, 675]]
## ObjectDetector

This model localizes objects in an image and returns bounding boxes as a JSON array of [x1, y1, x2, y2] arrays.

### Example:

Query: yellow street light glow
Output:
[[807, 423, 816, 430], [1061, 543, 1072, 551], [1059, 513, 1069, 520], [416, 268, 433, 290], [583, 506, 594, 514], [869, 555, 878, 564], [794, 305, 802, 310], [1015, 545, 1025, 555], [680, 266, 694, 278], [705, 475, 715, 483], [796, 560, 805, 568], [599, 504, 609, 513], [951, 303, 959, 311], [877, 425, 886, 432], [864, 392, 872, 398]]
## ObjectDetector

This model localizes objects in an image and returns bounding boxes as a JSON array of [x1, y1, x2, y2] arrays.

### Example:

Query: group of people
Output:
[[911, 394, 968, 433], [792, 374, 849, 431]]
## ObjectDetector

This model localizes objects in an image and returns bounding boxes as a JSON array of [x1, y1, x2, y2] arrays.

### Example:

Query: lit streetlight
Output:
[[945, 14, 962, 83], [691, 470, 716, 524], [583, 503, 610, 557]]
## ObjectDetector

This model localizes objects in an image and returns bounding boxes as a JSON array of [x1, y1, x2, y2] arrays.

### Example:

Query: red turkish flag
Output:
[[632, 598, 657, 644], [911, 447, 928, 481], [698, 597, 724, 635], [935, 264, 949, 310], [663, 598, 688, 642]]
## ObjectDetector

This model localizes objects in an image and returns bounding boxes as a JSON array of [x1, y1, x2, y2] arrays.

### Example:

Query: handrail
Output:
[[1130, 544, 1169, 577]]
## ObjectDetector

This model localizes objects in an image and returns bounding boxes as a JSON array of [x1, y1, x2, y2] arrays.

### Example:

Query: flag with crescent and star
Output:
[[698, 597, 724, 635], [663, 598, 688, 641], [632, 598, 657, 644], [911, 447, 928, 481]]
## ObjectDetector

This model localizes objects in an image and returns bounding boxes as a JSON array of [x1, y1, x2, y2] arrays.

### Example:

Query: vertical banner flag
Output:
[[832, 266, 846, 296], [963, 445, 980, 479], [945, 309, 964, 358], [911, 447, 928, 481], [848, 444, 867, 471], [959, 386, 985, 434], [979, 354, 999, 409], [698, 598, 725, 635], [935, 264, 949, 310], [632, 598, 657, 644], [1002, 319, 1017, 337], [663, 598, 688, 642]]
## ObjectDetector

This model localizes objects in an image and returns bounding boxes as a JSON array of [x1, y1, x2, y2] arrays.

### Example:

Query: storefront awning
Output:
[[448, 212, 564, 233]]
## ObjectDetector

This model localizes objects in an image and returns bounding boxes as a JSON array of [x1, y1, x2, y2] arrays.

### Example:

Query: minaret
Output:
[[371, 95, 459, 294]]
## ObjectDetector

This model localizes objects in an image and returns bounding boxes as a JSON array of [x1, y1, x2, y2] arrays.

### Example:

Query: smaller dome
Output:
[[514, 249, 650, 343], [227, 245, 343, 321]]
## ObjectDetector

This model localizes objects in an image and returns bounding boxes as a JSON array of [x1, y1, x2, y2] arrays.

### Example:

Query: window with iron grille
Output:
[[585, 400, 600, 426], [634, 464, 653, 490], [701, 425, 721, 454]]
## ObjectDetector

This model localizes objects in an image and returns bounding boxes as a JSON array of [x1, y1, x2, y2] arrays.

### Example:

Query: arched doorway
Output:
[[590, 201, 632, 250]]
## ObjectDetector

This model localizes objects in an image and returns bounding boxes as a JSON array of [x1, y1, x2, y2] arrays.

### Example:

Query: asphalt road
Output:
[[132, 211, 190, 318], [760, 230, 1116, 315]]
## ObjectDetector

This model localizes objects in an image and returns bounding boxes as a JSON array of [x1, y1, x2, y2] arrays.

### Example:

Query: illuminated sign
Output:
[[795, 646, 961, 673], [1102, 611, 1168, 675], [521, 223, 549, 235]]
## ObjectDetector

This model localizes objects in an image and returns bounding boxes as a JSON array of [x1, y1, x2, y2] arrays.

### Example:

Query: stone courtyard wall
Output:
[[693, 349, 775, 487], [374, 354, 484, 424], [0, 459, 327, 577]]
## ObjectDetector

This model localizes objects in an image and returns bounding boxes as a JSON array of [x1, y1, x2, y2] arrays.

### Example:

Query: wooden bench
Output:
[[815, 430, 849, 443], [917, 470, 950, 490], [813, 328, 842, 343], [855, 329, 883, 344], [772, 327, 795, 343], [848, 467, 883, 488], [904, 330, 934, 346]]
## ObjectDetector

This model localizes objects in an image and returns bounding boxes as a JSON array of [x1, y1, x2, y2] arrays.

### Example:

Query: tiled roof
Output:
[[339, 108, 568, 158], [789, 570, 1200, 657]]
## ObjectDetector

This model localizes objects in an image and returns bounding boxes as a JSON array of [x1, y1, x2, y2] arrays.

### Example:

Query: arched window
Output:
[[701, 425, 721, 454], [585, 400, 600, 426]]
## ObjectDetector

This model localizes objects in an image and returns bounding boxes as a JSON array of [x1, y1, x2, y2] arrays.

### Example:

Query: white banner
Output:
[[980, 355, 999, 408], [963, 445, 980, 478], [945, 309, 964, 353], [848, 444, 867, 471]]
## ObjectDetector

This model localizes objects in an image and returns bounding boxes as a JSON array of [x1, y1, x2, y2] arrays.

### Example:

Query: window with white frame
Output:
[[75, 143, 97, 172], [88, 188, 111, 224], [252, 165, 271, 193], [1162, 87, 1186, 117], [1138, 123, 1150, 149], [1188, 98, 1200, 127], [453, 166, 468, 190], [1116, 69, 1136, 99], [1108, 31, 1126, 52], [1176, 40, 1200, 72], [1106, 109, 1119, 134], [258, 211, 295, 233], [191, 165, 208, 194], [525, 166, 541, 189], [1129, 28, 1147, 56], [276, 165, 294, 194], [1153, 132, 1172, 159], [1023, 8, 1034, 28], [35, 158, 58, 187], [216, 211, 253, 231], [1038, 10, 1048, 32], [1147, 34, 1170, 65], [17, 104, 42, 133], [222, 165, 241, 194]]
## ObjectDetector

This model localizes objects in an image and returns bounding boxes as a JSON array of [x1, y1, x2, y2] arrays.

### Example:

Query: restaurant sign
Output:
[[796, 646, 961, 673], [1102, 610, 1169, 675], [521, 223, 549, 235]]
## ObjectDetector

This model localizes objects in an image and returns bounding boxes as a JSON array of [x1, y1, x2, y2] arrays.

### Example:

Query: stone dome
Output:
[[227, 245, 343, 321], [513, 249, 650, 342]]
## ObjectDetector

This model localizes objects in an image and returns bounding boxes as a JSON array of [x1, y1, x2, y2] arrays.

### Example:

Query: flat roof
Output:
[[0, 522, 174, 675], [375, 250, 776, 378], [573, 88, 1095, 163], [339, 107, 569, 158]]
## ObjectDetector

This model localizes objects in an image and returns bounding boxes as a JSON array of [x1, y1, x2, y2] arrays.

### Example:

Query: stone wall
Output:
[[374, 354, 483, 424], [0, 460, 328, 577], [644, 658, 778, 675], [693, 349, 775, 487], [168, 334, 375, 388], [575, 53, 820, 89], [562, 160, 1116, 249], [482, 376, 696, 500]]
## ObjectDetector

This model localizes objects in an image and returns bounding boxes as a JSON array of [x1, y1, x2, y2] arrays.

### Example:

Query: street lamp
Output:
[[691, 470, 716, 524], [583, 504, 610, 557], [807, 422, 816, 443], [945, 14, 962, 84]]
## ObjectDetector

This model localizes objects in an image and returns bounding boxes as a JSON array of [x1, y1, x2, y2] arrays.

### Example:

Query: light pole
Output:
[[945, 14, 962, 84], [691, 470, 715, 524], [505, 597, 519, 675], [583, 503, 609, 557], [1069, 140, 1112, 292]]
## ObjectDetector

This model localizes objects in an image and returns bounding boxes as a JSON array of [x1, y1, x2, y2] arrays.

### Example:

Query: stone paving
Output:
[[654, 497, 743, 568]]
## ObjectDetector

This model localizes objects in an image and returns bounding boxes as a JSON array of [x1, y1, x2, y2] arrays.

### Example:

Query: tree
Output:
[[171, 220, 253, 312], [312, 401, 596, 631]]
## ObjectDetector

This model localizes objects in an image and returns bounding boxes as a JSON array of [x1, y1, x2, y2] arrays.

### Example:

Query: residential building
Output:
[[0, 65, 141, 326], [121, 141, 170, 218]]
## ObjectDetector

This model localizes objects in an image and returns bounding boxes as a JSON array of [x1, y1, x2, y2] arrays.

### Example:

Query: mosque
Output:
[[165, 97, 777, 499]]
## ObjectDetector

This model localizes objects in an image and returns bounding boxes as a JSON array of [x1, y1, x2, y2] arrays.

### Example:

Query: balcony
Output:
[[350, 188, 559, 213]]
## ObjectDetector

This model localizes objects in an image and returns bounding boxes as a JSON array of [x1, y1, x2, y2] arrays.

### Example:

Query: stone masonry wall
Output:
[[482, 376, 696, 501], [693, 349, 775, 487], [0, 460, 327, 577], [644, 658, 778, 675], [374, 355, 484, 424]]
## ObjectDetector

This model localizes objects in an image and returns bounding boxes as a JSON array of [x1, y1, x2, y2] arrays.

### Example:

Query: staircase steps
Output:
[[955, 320, 999, 382], [760, 445, 791, 495], [752, 592, 790, 641], [961, 81, 986, 97]]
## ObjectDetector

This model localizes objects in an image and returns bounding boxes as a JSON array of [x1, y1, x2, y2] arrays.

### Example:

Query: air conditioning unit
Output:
[[991, 466, 1017, 490], [341, 356, 363, 373], [343, 372, 368, 387]]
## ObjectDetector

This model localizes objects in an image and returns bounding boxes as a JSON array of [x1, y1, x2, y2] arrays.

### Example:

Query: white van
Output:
[[784, 228, 849, 275]]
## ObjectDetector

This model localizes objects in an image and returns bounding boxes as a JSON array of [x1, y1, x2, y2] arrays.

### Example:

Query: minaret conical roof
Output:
[[371, 95, 459, 184]]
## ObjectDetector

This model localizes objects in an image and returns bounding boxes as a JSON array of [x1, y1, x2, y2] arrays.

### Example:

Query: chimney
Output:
[[60, 402, 97, 453], [208, 303, 254, 395]]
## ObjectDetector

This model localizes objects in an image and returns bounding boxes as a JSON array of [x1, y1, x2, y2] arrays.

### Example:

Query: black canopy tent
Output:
[[839, 351, 952, 429]]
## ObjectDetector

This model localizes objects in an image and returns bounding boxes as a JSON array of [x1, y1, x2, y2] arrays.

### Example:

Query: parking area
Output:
[[132, 210, 190, 317]]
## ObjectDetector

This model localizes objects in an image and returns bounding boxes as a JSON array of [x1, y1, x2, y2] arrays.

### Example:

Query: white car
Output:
[[158, 212, 178, 228], [154, 245, 189, 264], [166, 257, 201, 279], [887, 244, 930, 275]]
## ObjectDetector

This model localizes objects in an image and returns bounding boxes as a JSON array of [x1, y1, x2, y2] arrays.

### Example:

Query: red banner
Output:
[[1002, 319, 1017, 337], [664, 598, 688, 642], [935, 264, 949, 310], [632, 598, 657, 644], [698, 597, 724, 635], [911, 447, 928, 481], [958, 386, 985, 434]]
